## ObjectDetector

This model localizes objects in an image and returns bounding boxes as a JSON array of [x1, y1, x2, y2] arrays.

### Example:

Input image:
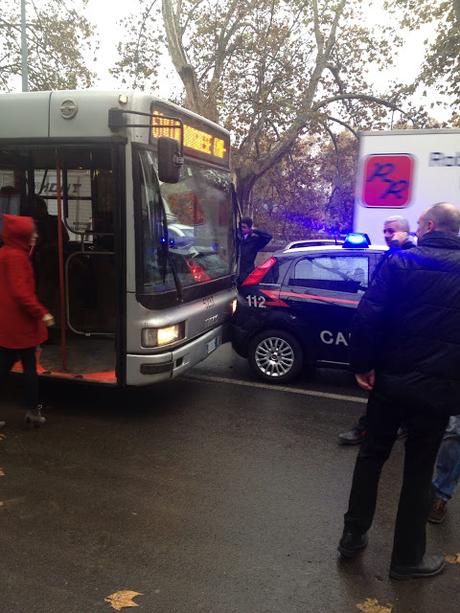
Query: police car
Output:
[[231, 234, 387, 382]]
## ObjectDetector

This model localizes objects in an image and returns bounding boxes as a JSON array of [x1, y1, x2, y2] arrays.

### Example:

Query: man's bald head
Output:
[[417, 202, 460, 239]]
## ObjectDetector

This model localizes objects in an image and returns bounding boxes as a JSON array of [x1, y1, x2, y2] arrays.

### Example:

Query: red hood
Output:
[[1, 214, 34, 251]]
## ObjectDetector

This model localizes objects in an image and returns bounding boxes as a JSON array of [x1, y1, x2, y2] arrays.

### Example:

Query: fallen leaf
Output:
[[445, 553, 460, 565], [104, 590, 143, 611], [0, 468, 5, 477], [0, 497, 25, 509], [357, 598, 393, 613]]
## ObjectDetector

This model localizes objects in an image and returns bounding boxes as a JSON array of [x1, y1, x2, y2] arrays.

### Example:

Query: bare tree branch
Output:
[[162, 0, 208, 116], [132, 0, 158, 88], [301, 1, 346, 123], [207, 0, 242, 102], [320, 122, 343, 197], [323, 0, 346, 58], [311, 0, 324, 55], [181, 0, 207, 34], [313, 93, 412, 120], [326, 63, 345, 95], [239, 1, 348, 181], [325, 115, 358, 138]]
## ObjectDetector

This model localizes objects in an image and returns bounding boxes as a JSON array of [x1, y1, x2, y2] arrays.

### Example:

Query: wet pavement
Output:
[[0, 347, 458, 612]]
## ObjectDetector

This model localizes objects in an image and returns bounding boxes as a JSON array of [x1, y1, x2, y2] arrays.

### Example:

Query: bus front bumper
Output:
[[126, 324, 228, 385]]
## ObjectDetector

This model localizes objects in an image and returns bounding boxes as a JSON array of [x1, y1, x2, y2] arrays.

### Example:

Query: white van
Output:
[[354, 129, 460, 244]]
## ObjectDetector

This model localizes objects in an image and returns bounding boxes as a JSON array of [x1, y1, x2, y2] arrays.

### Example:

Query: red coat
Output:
[[0, 215, 48, 349]]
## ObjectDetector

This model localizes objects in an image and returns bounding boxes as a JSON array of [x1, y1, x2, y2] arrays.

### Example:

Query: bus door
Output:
[[0, 145, 119, 384], [57, 149, 118, 383], [62, 167, 116, 334]]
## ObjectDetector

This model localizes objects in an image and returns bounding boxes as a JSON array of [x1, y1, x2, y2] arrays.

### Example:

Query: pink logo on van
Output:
[[363, 154, 413, 207]]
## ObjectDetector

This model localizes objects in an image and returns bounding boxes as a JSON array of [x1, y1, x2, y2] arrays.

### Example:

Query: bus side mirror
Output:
[[158, 136, 183, 183], [108, 108, 125, 130]]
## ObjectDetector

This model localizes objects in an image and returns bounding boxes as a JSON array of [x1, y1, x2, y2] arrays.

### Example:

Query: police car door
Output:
[[282, 252, 370, 364]]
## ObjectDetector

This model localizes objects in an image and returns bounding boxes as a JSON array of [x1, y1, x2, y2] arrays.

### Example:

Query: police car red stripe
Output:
[[259, 288, 359, 307], [279, 290, 360, 306]]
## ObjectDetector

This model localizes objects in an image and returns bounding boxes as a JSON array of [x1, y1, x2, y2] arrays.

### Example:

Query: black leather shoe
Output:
[[428, 497, 447, 524], [338, 530, 368, 558], [338, 426, 367, 446], [390, 555, 446, 580]]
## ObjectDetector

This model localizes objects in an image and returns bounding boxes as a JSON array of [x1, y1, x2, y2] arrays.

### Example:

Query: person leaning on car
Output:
[[237, 217, 272, 285], [338, 202, 460, 580], [338, 215, 414, 445]]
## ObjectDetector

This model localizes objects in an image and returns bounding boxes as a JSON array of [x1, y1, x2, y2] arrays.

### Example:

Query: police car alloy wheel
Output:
[[248, 329, 303, 383]]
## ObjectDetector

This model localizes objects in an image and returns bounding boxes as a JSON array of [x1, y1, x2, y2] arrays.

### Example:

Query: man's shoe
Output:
[[338, 426, 367, 446], [390, 554, 446, 580], [428, 497, 447, 524], [24, 404, 46, 428], [338, 530, 368, 558]]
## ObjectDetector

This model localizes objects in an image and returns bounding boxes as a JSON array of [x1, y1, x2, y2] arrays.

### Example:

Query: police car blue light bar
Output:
[[342, 233, 371, 248]]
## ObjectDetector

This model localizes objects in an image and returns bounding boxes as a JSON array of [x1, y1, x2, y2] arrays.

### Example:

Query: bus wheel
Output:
[[248, 329, 303, 383]]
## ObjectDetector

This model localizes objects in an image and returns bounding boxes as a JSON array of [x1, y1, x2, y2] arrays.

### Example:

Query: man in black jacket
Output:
[[237, 217, 272, 284], [338, 215, 414, 445], [338, 202, 460, 580]]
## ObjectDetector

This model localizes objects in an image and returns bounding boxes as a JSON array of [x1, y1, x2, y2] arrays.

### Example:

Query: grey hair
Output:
[[424, 202, 460, 235], [384, 216, 410, 233]]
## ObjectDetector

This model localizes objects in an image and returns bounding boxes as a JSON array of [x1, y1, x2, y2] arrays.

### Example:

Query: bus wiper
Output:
[[158, 194, 183, 303]]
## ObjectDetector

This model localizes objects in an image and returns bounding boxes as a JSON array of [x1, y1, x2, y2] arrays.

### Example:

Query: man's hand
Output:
[[392, 231, 408, 246], [42, 313, 55, 327], [355, 369, 375, 391]]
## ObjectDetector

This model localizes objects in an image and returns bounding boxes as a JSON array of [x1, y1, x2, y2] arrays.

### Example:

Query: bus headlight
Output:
[[142, 323, 184, 348]]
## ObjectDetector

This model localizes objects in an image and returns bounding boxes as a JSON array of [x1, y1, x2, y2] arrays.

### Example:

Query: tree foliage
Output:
[[114, 1, 452, 214], [0, 0, 97, 91], [386, 1, 460, 111], [251, 133, 357, 241]]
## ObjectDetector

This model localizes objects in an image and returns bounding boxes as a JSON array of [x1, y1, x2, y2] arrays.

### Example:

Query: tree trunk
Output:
[[235, 169, 258, 214], [162, 0, 219, 121]]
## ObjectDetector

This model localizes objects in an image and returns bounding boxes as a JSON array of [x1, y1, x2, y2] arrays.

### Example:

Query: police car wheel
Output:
[[248, 330, 303, 383]]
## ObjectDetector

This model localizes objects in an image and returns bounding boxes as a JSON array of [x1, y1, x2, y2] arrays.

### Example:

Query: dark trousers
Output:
[[344, 389, 448, 565], [0, 346, 39, 410]]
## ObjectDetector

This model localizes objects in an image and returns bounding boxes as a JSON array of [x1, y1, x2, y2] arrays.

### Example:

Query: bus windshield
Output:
[[137, 148, 235, 294]]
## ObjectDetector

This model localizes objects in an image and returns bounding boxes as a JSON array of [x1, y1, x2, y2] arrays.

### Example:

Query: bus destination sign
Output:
[[150, 108, 229, 166]]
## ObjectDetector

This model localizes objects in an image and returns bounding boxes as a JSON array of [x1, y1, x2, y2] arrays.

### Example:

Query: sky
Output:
[[84, 0, 181, 98]]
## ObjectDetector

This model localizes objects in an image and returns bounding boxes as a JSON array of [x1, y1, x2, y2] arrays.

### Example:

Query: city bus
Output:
[[0, 90, 237, 386]]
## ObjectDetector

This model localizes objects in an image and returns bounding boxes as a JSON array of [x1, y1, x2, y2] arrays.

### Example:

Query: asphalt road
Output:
[[0, 345, 459, 613]]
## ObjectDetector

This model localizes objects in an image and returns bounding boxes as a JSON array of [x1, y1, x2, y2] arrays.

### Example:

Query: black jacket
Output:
[[238, 229, 272, 280], [350, 231, 460, 417], [370, 236, 415, 281]]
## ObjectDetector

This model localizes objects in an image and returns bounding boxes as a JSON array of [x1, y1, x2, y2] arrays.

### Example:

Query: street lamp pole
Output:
[[20, 0, 29, 92]]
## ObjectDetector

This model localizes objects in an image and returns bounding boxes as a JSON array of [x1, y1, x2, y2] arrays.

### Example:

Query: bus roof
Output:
[[358, 128, 460, 137], [0, 90, 230, 141]]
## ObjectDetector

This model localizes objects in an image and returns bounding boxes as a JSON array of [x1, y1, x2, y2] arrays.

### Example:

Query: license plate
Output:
[[207, 338, 217, 354]]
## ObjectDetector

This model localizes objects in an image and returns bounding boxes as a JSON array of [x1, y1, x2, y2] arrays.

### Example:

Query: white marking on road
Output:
[[185, 374, 367, 404]]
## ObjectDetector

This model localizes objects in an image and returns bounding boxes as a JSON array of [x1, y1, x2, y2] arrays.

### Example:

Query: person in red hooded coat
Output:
[[0, 214, 54, 427]]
